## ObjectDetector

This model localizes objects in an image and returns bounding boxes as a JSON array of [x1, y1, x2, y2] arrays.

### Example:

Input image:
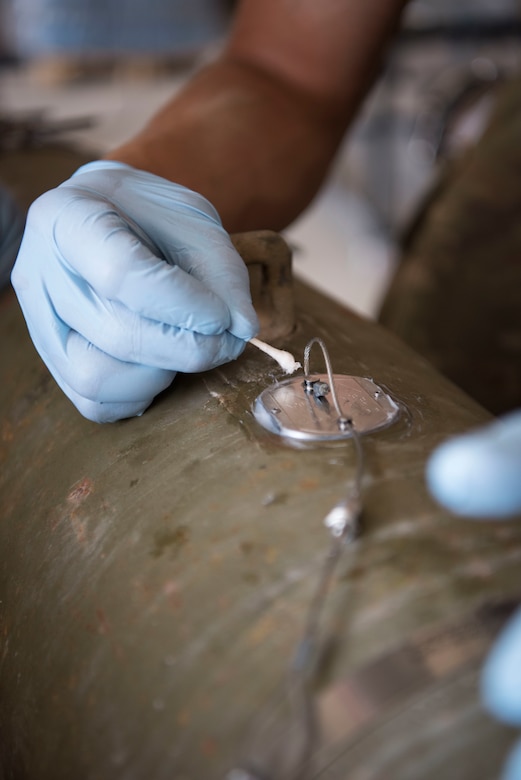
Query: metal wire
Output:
[[304, 336, 365, 505], [304, 337, 345, 420], [282, 339, 364, 777], [227, 338, 364, 780]]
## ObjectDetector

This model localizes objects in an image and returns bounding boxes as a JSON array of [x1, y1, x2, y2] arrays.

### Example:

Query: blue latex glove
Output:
[[427, 410, 521, 779], [426, 410, 521, 518], [482, 605, 521, 780], [11, 161, 258, 422], [0, 183, 25, 290]]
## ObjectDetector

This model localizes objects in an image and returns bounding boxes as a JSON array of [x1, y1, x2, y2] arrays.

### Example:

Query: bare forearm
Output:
[[106, 0, 409, 232], [106, 60, 349, 231]]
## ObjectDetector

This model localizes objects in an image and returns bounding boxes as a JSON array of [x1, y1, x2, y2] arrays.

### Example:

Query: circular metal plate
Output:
[[253, 374, 400, 441]]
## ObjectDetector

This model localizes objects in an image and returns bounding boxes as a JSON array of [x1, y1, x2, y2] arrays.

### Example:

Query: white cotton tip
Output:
[[249, 337, 302, 374]]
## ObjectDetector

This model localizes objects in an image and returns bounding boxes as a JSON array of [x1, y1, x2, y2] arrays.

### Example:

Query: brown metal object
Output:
[[1, 143, 520, 779], [379, 74, 521, 415], [1, 244, 521, 778]]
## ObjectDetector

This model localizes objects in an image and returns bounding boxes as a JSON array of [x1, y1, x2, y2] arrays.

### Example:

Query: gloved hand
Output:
[[0, 183, 25, 291], [11, 161, 258, 423], [482, 605, 521, 780], [426, 409, 521, 518], [426, 410, 521, 779]]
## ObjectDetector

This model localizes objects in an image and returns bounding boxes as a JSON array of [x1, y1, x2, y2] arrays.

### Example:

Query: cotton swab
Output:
[[249, 337, 302, 374]]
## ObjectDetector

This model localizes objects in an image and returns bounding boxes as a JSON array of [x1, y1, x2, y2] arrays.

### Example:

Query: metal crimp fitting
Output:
[[324, 498, 360, 540]]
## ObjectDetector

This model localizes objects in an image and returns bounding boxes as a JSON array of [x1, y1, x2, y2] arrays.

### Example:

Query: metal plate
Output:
[[253, 374, 400, 441]]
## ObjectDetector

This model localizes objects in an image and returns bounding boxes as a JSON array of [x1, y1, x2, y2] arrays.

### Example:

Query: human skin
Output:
[[106, 0, 409, 232]]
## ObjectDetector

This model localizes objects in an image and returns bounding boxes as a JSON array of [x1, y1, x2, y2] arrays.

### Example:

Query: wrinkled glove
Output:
[[11, 161, 258, 422], [0, 183, 25, 291], [427, 410, 521, 779]]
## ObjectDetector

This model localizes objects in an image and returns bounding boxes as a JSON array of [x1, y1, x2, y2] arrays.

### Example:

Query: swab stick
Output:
[[249, 337, 302, 374]]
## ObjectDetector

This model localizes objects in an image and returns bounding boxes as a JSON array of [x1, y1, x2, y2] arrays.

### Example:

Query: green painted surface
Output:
[[1, 276, 520, 779]]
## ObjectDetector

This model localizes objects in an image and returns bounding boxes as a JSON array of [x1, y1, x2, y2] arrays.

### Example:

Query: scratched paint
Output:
[[1, 258, 521, 780]]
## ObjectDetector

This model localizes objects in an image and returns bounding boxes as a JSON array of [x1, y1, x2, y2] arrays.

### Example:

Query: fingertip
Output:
[[227, 333, 248, 361], [426, 416, 521, 518], [426, 439, 480, 516], [502, 739, 521, 780], [482, 608, 521, 726], [228, 305, 260, 341], [73, 396, 151, 424], [180, 329, 248, 372]]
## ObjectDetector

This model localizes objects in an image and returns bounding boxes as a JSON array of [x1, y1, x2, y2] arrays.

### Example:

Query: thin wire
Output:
[[304, 336, 365, 504], [304, 337, 344, 420], [228, 338, 364, 780], [280, 338, 365, 777]]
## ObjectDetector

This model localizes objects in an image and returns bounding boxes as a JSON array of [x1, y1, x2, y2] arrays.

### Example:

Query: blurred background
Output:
[[1, 0, 521, 317]]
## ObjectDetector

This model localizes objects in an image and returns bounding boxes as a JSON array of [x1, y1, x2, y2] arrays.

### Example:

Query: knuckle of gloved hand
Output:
[[10, 257, 25, 291], [73, 391, 151, 424], [71, 377, 147, 424], [66, 358, 107, 406], [176, 351, 213, 374], [74, 396, 109, 424], [91, 254, 129, 300], [74, 398, 120, 424], [27, 187, 65, 226]]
